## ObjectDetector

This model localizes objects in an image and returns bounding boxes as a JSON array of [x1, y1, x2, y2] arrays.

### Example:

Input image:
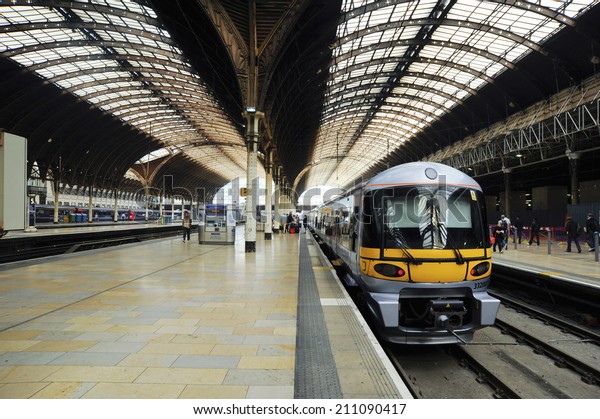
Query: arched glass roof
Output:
[[2, 1, 598, 195], [0, 0, 252, 183], [305, 0, 598, 188]]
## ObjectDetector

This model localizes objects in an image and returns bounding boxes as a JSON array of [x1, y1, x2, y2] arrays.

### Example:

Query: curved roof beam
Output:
[[292, 154, 370, 191], [343, 0, 577, 29], [90, 91, 205, 110], [1, 21, 173, 46], [2, 39, 183, 62], [321, 90, 459, 123], [76, 75, 205, 100], [336, 18, 545, 55], [333, 38, 515, 71], [330, 56, 494, 86], [324, 77, 472, 110], [27, 52, 191, 74], [17, 0, 162, 24]]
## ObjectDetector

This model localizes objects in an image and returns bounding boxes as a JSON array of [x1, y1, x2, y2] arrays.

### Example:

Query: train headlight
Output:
[[374, 263, 405, 278], [470, 262, 490, 277]]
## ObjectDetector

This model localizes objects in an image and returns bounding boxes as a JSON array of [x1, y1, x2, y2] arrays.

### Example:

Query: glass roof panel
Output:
[[310, 0, 600, 188], [2, 0, 598, 191], [0, 1, 248, 182]]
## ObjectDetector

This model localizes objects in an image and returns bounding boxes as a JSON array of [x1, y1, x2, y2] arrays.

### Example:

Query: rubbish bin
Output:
[[69, 213, 76, 223], [82, 213, 88, 223], [75, 213, 82, 223]]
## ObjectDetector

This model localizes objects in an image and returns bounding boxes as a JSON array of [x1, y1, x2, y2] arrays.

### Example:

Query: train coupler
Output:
[[429, 299, 467, 328]]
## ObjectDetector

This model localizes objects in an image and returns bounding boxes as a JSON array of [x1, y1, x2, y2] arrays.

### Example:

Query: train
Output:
[[311, 162, 500, 344], [30, 204, 165, 224]]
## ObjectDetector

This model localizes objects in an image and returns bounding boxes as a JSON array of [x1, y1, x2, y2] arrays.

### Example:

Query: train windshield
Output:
[[361, 185, 488, 251]]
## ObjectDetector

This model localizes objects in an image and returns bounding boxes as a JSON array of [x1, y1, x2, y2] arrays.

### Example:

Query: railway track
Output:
[[386, 291, 600, 398], [0, 226, 186, 264]]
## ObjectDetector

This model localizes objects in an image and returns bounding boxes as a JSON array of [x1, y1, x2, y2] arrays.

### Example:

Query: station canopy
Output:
[[1, 1, 599, 195], [306, 0, 600, 189]]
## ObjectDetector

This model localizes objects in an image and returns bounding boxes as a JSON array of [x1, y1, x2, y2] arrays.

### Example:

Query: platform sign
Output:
[[206, 204, 226, 215]]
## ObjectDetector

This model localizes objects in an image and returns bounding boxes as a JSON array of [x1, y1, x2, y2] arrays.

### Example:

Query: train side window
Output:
[[360, 191, 378, 248], [349, 206, 359, 252]]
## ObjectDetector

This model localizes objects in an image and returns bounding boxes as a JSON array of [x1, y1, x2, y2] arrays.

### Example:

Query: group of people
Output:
[[492, 212, 599, 254], [283, 212, 308, 233], [492, 214, 515, 253], [181, 209, 313, 239]]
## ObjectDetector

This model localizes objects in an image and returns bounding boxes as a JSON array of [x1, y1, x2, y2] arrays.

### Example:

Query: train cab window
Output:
[[362, 186, 488, 252]]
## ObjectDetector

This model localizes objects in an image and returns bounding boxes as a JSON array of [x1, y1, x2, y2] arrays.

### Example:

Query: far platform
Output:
[[491, 239, 600, 288]]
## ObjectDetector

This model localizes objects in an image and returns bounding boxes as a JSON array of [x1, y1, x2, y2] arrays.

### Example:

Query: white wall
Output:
[[0, 132, 27, 230]]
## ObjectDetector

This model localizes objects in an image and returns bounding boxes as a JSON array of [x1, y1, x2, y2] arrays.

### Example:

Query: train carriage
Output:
[[312, 162, 500, 344], [31, 204, 160, 224]]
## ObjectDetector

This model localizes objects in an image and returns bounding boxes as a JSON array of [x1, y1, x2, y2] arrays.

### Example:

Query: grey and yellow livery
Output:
[[312, 162, 500, 344]]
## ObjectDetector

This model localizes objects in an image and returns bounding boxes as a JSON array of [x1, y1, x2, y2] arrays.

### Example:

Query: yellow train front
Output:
[[313, 162, 500, 344]]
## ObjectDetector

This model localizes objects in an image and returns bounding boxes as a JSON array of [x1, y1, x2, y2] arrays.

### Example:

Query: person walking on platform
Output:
[[492, 222, 505, 253], [514, 216, 523, 244], [182, 210, 191, 242], [584, 212, 599, 251], [528, 217, 540, 246], [499, 214, 510, 250], [285, 212, 293, 234], [302, 214, 308, 231], [565, 216, 581, 253]]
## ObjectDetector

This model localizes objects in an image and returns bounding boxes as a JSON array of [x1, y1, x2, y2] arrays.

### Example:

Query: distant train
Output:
[[30, 204, 162, 224], [312, 162, 500, 345]]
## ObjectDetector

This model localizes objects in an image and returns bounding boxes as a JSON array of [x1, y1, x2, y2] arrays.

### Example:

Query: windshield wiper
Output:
[[444, 231, 465, 265], [384, 227, 421, 265]]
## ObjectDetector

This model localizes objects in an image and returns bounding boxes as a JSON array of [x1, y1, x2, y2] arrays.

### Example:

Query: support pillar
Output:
[[264, 149, 273, 240], [281, 176, 290, 218], [274, 166, 281, 225], [159, 195, 163, 223], [88, 187, 93, 222], [502, 167, 512, 218], [113, 190, 118, 222], [144, 185, 149, 222], [243, 110, 261, 252], [568, 151, 580, 205], [53, 180, 60, 224]]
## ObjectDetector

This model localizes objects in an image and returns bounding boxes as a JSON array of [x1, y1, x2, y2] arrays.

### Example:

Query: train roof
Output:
[[364, 162, 482, 191]]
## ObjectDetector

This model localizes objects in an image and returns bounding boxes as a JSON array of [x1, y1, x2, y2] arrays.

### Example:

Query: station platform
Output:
[[491, 239, 600, 287], [0, 227, 410, 399]]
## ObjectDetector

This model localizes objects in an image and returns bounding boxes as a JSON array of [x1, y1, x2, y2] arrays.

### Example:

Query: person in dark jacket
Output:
[[285, 212, 293, 233], [528, 218, 540, 246], [514, 216, 524, 244], [584, 212, 599, 251], [565, 215, 581, 253], [492, 222, 505, 253]]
